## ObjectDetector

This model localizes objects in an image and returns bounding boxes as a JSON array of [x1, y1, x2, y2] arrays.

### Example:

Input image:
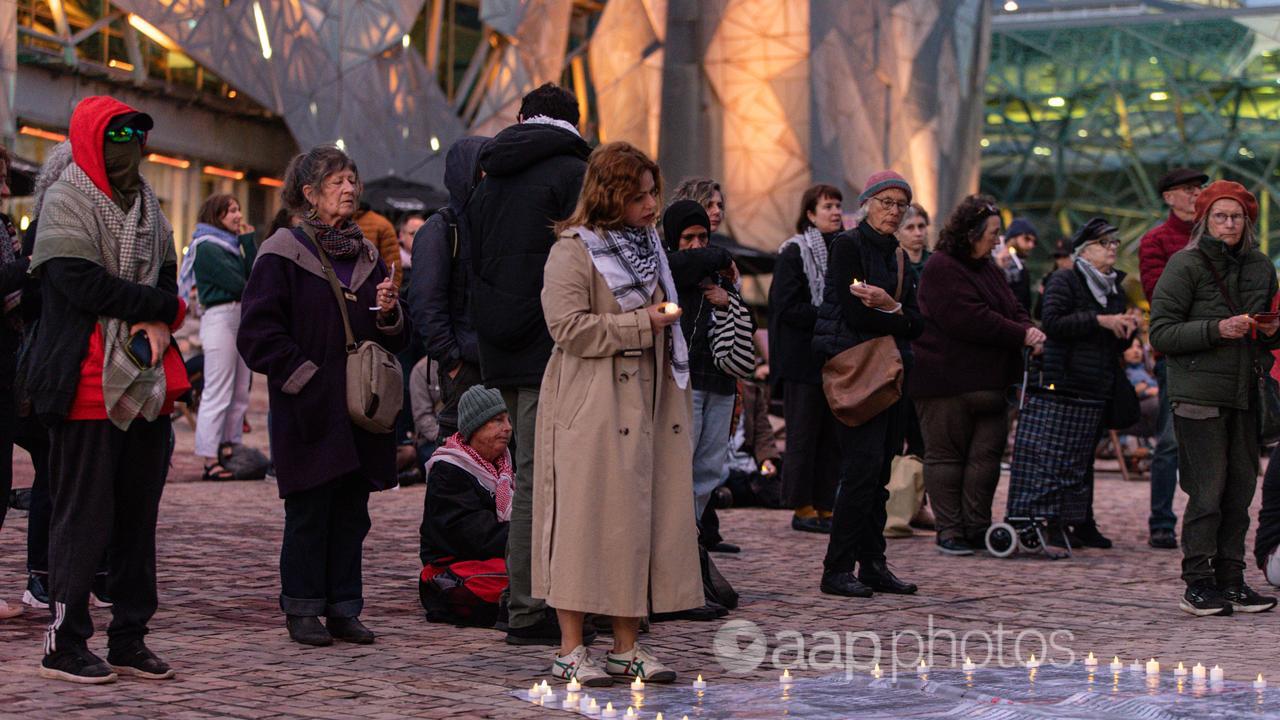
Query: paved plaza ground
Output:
[[1, 385, 1278, 718]]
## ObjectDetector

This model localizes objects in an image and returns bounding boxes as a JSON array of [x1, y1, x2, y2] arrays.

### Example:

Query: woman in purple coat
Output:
[[238, 145, 408, 647]]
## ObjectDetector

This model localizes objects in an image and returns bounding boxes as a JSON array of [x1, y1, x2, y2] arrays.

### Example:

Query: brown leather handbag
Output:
[[822, 248, 906, 427]]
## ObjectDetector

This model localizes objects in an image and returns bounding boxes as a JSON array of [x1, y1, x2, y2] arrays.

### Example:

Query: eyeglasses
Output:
[[1210, 212, 1245, 226], [1087, 239, 1121, 249], [871, 196, 909, 212], [105, 126, 146, 144]]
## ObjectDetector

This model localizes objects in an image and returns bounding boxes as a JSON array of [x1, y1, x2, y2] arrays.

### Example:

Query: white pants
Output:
[[194, 302, 252, 459]]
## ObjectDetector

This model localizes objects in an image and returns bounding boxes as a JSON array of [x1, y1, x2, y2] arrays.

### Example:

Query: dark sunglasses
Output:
[[105, 126, 146, 144]]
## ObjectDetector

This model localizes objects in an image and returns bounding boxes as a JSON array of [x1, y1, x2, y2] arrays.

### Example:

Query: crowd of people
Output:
[[1, 85, 1279, 689]]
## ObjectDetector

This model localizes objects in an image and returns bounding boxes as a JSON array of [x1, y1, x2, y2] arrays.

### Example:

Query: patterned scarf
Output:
[[1074, 256, 1118, 307], [571, 224, 691, 389], [779, 226, 829, 306], [62, 163, 170, 429], [425, 433, 514, 522], [302, 214, 366, 260], [178, 222, 242, 300], [0, 220, 20, 314]]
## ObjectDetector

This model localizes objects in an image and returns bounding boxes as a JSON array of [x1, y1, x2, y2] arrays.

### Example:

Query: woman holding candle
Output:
[[534, 142, 701, 685], [1150, 180, 1280, 617], [908, 195, 1042, 556], [770, 184, 844, 534], [1037, 216, 1135, 550], [238, 145, 408, 646], [812, 170, 923, 598]]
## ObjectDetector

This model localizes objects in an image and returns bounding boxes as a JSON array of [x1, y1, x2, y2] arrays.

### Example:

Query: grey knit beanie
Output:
[[457, 385, 508, 440]]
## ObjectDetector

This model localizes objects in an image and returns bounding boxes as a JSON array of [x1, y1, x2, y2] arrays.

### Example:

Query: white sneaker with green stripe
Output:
[[551, 645, 612, 687], [605, 644, 676, 683]]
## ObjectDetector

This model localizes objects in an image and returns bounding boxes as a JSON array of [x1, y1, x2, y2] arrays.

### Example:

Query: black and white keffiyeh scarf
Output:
[[779, 226, 829, 306], [571, 225, 690, 389]]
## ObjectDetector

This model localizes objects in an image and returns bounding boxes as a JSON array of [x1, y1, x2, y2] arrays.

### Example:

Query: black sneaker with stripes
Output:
[[38, 645, 117, 685]]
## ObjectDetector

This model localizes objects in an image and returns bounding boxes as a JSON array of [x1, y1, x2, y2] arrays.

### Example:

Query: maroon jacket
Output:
[[908, 250, 1033, 399], [1138, 210, 1194, 303]]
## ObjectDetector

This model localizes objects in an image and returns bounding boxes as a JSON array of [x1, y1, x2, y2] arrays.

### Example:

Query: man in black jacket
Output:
[[409, 136, 488, 438], [466, 83, 591, 645]]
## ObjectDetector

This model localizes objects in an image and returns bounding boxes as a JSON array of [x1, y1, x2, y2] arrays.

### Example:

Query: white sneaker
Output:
[[1266, 545, 1280, 588], [605, 643, 676, 683], [551, 645, 612, 687]]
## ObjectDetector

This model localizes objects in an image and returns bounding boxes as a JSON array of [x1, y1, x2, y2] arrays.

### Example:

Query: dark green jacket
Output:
[[1149, 236, 1280, 410], [194, 232, 256, 308]]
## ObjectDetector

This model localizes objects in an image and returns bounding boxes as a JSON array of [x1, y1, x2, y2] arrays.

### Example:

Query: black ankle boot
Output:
[[286, 615, 333, 646], [858, 561, 918, 595]]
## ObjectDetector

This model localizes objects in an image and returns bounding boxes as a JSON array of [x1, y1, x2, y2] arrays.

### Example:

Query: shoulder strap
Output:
[[438, 207, 460, 260], [301, 224, 358, 351], [1194, 248, 1239, 314], [893, 247, 906, 301]]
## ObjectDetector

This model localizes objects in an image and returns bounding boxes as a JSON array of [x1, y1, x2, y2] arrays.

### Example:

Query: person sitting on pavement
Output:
[[419, 385, 511, 567]]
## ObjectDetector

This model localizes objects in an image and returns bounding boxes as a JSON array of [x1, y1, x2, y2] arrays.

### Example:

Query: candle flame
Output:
[[1259, 674, 1265, 681], [1087, 652, 1095, 660], [606, 702, 614, 711], [1113, 656, 1120, 663]]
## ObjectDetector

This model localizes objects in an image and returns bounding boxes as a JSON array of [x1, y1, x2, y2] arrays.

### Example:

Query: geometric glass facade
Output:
[[981, 1, 1280, 275]]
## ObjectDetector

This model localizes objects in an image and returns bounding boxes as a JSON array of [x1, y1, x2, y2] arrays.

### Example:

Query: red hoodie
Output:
[[64, 96, 189, 421]]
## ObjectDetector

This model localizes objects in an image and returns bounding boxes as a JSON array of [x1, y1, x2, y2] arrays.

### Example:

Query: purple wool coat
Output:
[[237, 227, 409, 498]]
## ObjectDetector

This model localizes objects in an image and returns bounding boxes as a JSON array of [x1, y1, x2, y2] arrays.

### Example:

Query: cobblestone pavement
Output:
[[1, 387, 1277, 718]]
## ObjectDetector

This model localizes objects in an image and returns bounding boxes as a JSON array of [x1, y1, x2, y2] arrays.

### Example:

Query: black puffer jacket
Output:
[[1040, 265, 1130, 398], [812, 221, 923, 365], [466, 123, 591, 388], [410, 136, 488, 371], [668, 246, 737, 396]]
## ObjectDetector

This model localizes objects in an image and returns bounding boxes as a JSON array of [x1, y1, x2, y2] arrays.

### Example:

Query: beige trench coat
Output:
[[531, 231, 703, 618]]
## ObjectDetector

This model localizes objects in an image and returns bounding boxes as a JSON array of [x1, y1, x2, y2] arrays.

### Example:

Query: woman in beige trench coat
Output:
[[532, 142, 702, 687]]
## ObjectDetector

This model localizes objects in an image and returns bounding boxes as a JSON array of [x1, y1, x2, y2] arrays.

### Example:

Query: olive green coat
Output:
[[1149, 236, 1280, 410], [531, 232, 703, 618]]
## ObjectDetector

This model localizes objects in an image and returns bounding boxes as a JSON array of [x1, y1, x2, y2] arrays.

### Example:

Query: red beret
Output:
[[1194, 180, 1258, 225]]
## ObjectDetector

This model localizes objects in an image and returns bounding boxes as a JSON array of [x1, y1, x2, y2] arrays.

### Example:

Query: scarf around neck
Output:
[[178, 222, 242, 300], [1074, 256, 1118, 307], [425, 433, 513, 522], [522, 114, 581, 137], [302, 214, 366, 260], [779, 226, 830, 306], [31, 162, 170, 429], [571, 224, 691, 389]]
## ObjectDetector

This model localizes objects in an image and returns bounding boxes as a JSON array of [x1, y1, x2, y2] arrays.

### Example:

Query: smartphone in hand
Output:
[[125, 330, 152, 369]]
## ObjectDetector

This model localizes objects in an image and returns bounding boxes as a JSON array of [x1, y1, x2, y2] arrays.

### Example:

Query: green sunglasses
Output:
[[105, 126, 146, 144]]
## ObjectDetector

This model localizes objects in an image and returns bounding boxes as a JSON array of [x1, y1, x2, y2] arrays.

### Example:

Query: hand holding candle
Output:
[[647, 302, 682, 332], [373, 263, 399, 314]]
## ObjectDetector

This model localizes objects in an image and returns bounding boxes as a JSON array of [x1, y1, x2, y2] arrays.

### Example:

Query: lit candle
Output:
[[1192, 663, 1207, 680], [601, 701, 619, 718], [625, 707, 637, 718], [1255, 673, 1267, 690], [1110, 656, 1124, 673], [539, 680, 552, 696], [567, 678, 582, 693], [581, 695, 597, 714], [692, 675, 707, 690], [779, 669, 793, 684], [1084, 652, 1098, 668], [963, 657, 977, 672], [539, 692, 557, 706], [917, 658, 929, 673], [1129, 660, 1143, 673], [527, 683, 542, 700], [1210, 665, 1224, 683], [1174, 662, 1188, 677], [1146, 658, 1160, 676], [851, 277, 862, 287], [563, 693, 580, 710], [631, 675, 644, 691], [1026, 653, 1040, 669], [871, 663, 883, 678], [660, 302, 679, 314], [656, 715, 664, 720]]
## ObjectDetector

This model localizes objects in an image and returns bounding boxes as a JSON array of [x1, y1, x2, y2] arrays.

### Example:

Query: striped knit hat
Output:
[[858, 170, 912, 206]]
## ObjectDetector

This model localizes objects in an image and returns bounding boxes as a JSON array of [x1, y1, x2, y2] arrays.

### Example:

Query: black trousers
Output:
[[781, 381, 840, 511], [46, 417, 169, 652], [16, 416, 52, 574], [0, 389, 13, 532], [438, 361, 482, 439], [823, 401, 905, 575], [1256, 443, 1280, 569], [280, 473, 371, 618]]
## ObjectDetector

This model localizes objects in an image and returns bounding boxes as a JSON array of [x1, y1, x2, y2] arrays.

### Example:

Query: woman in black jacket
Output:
[[420, 386, 512, 565], [769, 184, 844, 533], [0, 147, 29, 620], [813, 171, 923, 599], [1041, 217, 1139, 550]]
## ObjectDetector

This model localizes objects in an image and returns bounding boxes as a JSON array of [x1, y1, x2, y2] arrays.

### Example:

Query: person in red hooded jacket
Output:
[[24, 96, 189, 684]]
